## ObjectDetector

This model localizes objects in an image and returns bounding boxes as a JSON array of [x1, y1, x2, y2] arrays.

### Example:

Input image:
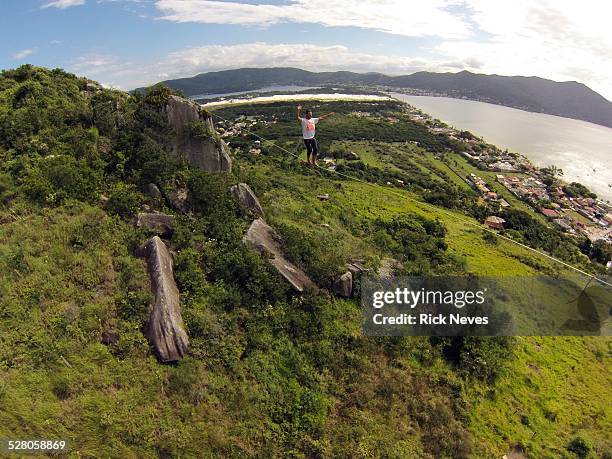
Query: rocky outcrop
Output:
[[138, 236, 189, 363], [168, 187, 188, 212], [333, 271, 353, 298], [230, 183, 264, 218], [145, 183, 162, 198], [379, 258, 403, 280], [346, 262, 365, 279], [137, 213, 175, 237], [243, 218, 317, 292], [165, 95, 231, 172]]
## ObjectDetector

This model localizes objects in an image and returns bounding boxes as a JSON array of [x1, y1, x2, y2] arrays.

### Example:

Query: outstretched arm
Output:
[[318, 112, 336, 121], [296, 105, 302, 122]]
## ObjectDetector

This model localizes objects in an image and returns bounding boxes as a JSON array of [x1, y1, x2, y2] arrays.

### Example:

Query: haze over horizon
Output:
[[2, 0, 612, 101]]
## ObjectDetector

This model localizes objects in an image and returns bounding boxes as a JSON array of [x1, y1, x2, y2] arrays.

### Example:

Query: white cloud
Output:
[[42, 0, 86, 9], [69, 54, 136, 81], [148, 0, 612, 99], [436, 0, 612, 99], [70, 42, 475, 90], [154, 0, 472, 39], [162, 43, 443, 75], [13, 49, 35, 59]]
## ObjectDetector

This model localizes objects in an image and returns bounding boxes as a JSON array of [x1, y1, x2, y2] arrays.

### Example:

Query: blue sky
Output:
[[2, 0, 611, 99]]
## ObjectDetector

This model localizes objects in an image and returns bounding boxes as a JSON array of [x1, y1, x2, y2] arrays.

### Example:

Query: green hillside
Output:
[[0, 66, 610, 458]]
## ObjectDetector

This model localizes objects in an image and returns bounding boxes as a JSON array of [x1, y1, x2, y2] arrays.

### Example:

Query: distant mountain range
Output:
[[143, 67, 612, 128]]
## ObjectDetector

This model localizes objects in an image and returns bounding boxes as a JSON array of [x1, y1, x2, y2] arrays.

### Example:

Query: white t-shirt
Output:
[[301, 117, 319, 139]]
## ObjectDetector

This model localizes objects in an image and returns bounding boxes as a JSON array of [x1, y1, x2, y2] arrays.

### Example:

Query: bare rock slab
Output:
[[137, 213, 175, 237], [243, 218, 317, 292], [165, 95, 232, 172], [139, 236, 189, 363], [231, 183, 264, 218], [333, 271, 353, 298]]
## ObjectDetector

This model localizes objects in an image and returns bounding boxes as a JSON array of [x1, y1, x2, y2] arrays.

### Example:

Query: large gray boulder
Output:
[[137, 213, 175, 237], [139, 236, 189, 363], [333, 271, 353, 298], [165, 95, 231, 172], [231, 183, 264, 218], [243, 218, 317, 292]]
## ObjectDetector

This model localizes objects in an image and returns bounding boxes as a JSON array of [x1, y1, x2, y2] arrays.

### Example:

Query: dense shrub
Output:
[[567, 435, 593, 458], [274, 222, 345, 286], [22, 156, 101, 204], [106, 182, 141, 217], [563, 182, 597, 199], [371, 213, 465, 274], [502, 208, 585, 264], [434, 336, 514, 382]]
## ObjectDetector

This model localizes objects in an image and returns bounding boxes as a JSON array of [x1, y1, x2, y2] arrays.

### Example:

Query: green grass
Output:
[[423, 151, 474, 191], [468, 336, 611, 458], [238, 138, 611, 456], [330, 140, 404, 173]]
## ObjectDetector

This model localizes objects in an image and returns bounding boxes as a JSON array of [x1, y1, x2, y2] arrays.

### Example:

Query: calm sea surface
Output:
[[392, 94, 612, 201]]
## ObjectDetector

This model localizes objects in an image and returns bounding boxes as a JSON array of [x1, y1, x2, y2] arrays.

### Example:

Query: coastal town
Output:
[[408, 105, 612, 245]]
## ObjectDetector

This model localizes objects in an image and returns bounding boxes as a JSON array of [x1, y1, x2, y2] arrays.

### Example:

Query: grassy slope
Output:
[[469, 336, 611, 458], [231, 107, 611, 457], [0, 75, 609, 458]]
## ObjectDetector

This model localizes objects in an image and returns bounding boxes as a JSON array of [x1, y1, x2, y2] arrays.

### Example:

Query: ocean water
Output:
[[393, 94, 612, 201]]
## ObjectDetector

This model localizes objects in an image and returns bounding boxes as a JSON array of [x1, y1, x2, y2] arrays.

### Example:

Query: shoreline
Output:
[[387, 90, 612, 130], [201, 93, 392, 108], [392, 93, 612, 202]]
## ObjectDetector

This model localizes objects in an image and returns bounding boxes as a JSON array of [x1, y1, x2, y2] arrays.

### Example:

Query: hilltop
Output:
[[0, 65, 610, 458], [146, 67, 612, 128]]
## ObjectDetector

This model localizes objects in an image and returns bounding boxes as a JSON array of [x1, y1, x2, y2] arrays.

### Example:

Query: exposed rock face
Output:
[[168, 187, 188, 212], [165, 95, 231, 172], [137, 213, 175, 237], [379, 257, 403, 280], [139, 236, 189, 363], [333, 271, 353, 298], [243, 218, 317, 292], [230, 183, 264, 218], [145, 183, 161, 198], [346, 262, 364, 279]]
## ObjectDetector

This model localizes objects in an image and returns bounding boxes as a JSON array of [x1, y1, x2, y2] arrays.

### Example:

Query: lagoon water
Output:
[[392, 94, 612, 201], [190, 85, 319, 100]]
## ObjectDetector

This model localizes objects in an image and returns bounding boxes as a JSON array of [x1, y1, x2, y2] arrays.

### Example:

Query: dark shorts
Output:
[[304, 138, 318, 158]]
